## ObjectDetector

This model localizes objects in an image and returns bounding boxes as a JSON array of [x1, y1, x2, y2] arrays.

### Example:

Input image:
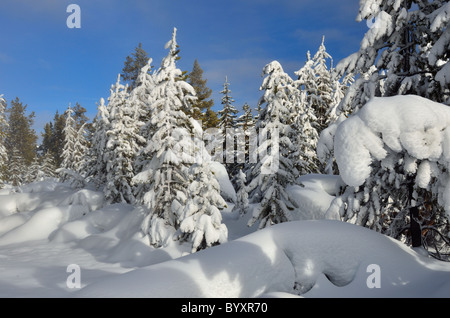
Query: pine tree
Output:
[[132, 28, 199, 247], [51, 111, 66, 168], [310, 36, 334, 133], [232, 169, 249, 217], [246, 61, 299, 229], [85, 98, 110, 188], [59, 105, 81, 184], [122, 43, 151, 91], [5, 97, 37, 166], [218, 76, 239, 176], [24, 157, 41, 184], [290, 89, 320, 176], [71, 123, 88, 188], [104, 75, 145, 204], [0, 94, 8, 184], [187, 59, 217, 129], [8, 147, 26, 186], [130, 57, 156, 190], [175, 162, 228, 252], [39, 152, 56, 180], [133, 28, 227, 251], [235, 102, 255, 177], [335, 0, 450, 115]]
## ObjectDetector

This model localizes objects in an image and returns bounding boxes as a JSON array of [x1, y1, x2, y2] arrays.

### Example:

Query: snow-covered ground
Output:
[[0, 177, 449, 298]]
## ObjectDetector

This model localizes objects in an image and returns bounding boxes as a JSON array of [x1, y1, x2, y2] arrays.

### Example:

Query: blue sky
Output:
[[0, 0, 367, 138]]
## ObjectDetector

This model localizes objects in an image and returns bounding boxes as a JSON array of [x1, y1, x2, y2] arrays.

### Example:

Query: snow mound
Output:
[[288, 174, 344, 220], [210, 161, 236, 203], [75, 220, 450, 298], [0, 180, 105, 246]]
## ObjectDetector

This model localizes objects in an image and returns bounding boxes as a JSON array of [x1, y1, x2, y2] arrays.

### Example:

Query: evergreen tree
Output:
[[187, 59, 217, 129], [85, 98, 110, 188], [71, 123, 88, 188], [52, 111, 66, 168], [121, 43, 151, 91], [335, 0, 450, 115], [175, 162, 228, 252], [5, 97, 37, 166], [39, 152, 56, 180], [310, 36, 334, 133], [59, 105, 80, 184], [0, 95, 8, 184], [218, 76, 238, 176], [218, 76, 238, 133], [41, 111, 66, 168], [232, 169, 249, 217], [104, 75, 145, 204], [235, 102, 255, 177], [133, 28, 227, 251], [72, 102, 89, 131], [130, 57, 156, 187], [290, 89, 320, 176], [132, 28, 199, 247], [24, 157, 41, 184], [246, 61, 299, 229], [8, 147, 26, 186]]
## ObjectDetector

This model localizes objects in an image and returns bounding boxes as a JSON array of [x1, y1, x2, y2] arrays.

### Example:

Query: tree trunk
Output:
[[408, 177, 422, 247]]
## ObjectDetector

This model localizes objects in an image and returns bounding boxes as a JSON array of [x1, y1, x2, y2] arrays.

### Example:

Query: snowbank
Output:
[[0, 178, 449, 298], [75, 220, 450, 298], [288, 174, 344, 220], [210, 161, 236, 203]]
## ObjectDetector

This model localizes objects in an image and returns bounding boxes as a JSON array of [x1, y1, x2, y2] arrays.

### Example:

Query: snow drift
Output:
[[0, 171, 449, 298], [75, 219, 450, 298]]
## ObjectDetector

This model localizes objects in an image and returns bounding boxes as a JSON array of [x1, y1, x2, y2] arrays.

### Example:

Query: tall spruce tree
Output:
[[132, 28, 199, 247], [85, 98, 110, 188], [218, 76, 239, 177], [187, 59, 217, 129], [122, 43, 151, 91], [0, 95, 8, 184], [104, 75, 145, 204], [132, 28, 227, 252], [246, 61, 299, 229], [311, 36, 334, 133], [5, 98, 37, 175]]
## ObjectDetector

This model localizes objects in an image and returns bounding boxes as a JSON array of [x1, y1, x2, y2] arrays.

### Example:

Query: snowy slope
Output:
[[0, 179, 449, 298]]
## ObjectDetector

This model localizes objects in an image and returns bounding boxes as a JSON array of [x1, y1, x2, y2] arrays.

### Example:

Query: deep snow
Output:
[[0, 177, 449, 298]]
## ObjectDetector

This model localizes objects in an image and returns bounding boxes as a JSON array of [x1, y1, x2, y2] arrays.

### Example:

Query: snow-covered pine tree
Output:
[[8, 147, 26, 186], [104, 74, 145, 204], [132, 28, 200, 247], [24, 157, 41, 184], [292, 50, 322, 172], [0, 95, 8, 185], [290, 88, 321, 176], [246, 61, 299, 229], [176, 162, 228, 252], [237, 102, 255, 167], [71, 123, 89, 188], [232, 168, 249, 217], [39, 152, 56, 180], [59, 105, 77, 183], [130, 58, 157, 201], [334, 0, 450, 116], [85, 98, 110, 189], [218, 77, 239, 176], [328, 95, 450, 258], [310, 36, 334, 133]]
